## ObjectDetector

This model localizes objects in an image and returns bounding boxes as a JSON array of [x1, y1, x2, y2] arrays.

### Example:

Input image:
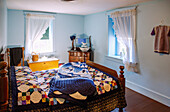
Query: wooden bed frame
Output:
[[0, 48, 125, 112], [0, 47, 9, 112]]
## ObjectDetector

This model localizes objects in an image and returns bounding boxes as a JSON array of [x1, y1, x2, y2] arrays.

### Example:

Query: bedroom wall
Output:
[[7, 10, 24, 47], [54, 14, 84, 63], [0, 0, 7, 51], [7, 10, 84, 63], [84, 0, 170, 106]]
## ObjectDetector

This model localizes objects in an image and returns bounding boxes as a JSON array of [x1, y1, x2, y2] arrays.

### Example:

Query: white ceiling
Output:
[[6, 0, 152, 15]]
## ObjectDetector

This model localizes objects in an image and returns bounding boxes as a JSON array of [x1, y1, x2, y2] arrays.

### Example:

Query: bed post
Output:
[[7, 48, 10, 68], [22, 47, 25, 66], [0, 56, 8, 111], [119, 66, 125, 93], [118, 66, 125, 112]]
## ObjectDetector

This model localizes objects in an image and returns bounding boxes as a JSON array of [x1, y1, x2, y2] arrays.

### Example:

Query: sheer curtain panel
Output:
[[25, 14, 55, 60], [110, 8, 138, 72]]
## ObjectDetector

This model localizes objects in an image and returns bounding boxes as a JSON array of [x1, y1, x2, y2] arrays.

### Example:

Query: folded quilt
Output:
[[48, 77, 96, 98], [48, 62, 96, 106]]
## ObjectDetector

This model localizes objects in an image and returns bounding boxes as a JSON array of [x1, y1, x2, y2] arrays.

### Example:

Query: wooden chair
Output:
[[7, 47, 25, 67]]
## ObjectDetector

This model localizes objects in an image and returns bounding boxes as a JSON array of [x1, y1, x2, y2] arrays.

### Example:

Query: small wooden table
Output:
[[27, 58, 59, 72]]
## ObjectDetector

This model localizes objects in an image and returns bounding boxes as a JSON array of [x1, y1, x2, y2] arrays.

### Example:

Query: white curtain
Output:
[[25, 14, 55, 60], [110, 8, 138, 72]]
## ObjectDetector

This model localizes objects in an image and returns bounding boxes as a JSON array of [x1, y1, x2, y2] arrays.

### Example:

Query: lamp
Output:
[[70, 35, 76, 41], [70, 35, 76, 50]]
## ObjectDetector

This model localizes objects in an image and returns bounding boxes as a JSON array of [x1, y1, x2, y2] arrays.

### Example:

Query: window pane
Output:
[[33, 26, 53, 53], [41, 27, 49, 40], [117, 41, 125, 57], [108, 16, 115, 56], [108, 16, 125, 57], [33, 39, 53, 53]]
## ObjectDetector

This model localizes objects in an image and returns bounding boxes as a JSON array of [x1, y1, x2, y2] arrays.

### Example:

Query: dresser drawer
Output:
[[28, 60, 59, 72], [69, 56, 79, 62], [68, 50, 93, 62]]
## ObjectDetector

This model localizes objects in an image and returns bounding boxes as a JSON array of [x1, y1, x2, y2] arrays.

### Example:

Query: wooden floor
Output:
[[113, 88, 170, 112]]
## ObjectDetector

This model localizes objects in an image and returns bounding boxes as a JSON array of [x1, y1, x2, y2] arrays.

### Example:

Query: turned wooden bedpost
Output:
[[119, 66, 125, 93], [0, 60, 8, 111], [22, 47, 25, 66], [7, 48, 10, 68], [118, 66, 125, 112]]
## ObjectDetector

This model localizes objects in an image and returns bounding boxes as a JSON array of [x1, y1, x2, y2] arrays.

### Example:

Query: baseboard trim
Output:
[[126, 80, 170, 107]]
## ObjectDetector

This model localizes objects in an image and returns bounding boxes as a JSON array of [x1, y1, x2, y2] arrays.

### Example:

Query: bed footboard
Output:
[[86, 61, 125, 93], [86, 61, 126, 112]]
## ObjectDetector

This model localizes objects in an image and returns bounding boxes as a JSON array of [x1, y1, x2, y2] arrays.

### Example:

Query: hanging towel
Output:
[[151, 25, 170, 54], [10, 47, 23, 66]]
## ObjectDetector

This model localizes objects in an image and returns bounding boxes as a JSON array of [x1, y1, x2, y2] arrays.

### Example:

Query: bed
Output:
[[0, 48, 126, 112]]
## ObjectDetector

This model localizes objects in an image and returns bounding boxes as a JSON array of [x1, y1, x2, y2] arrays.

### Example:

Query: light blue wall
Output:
[[84, 0, 170, 106], [0, 0, 7, 51], [7, 10, 84, 63], [7, 10, 24, 47], [54, 14, 84, 63], [84, 12, 108, 64]]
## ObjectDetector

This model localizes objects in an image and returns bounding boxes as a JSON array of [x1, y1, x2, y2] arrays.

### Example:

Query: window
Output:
[[25, 13, 55, 59], [33, 25, 53, 54], [108, 16, 125, 58], [108, 7, 138, 72]]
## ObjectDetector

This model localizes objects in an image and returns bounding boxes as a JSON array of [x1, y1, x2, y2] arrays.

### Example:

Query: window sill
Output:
[[38, 52, 57, 58], [105, 55, 123, 64]]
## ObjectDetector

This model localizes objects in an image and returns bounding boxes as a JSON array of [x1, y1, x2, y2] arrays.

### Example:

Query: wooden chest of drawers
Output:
[[68, 50, 93, 62], [27, 58, 59, 72]]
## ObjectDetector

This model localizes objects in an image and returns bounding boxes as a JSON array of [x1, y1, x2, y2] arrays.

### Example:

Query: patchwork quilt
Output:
[[13, 62, 119, 108], [15, 66, 60, 106]]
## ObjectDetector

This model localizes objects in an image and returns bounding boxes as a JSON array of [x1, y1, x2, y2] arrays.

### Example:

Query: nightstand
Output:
[[27, 58, 59, 72]]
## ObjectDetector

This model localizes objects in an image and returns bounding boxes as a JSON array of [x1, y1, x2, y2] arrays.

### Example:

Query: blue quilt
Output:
[[48, 62, 96, 105], [49, 77, 96, 96]]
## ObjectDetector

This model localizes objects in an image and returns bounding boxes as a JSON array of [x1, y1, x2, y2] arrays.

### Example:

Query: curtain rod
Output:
[[106, 5, 138, 15], [23, 10, 57, 16]]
